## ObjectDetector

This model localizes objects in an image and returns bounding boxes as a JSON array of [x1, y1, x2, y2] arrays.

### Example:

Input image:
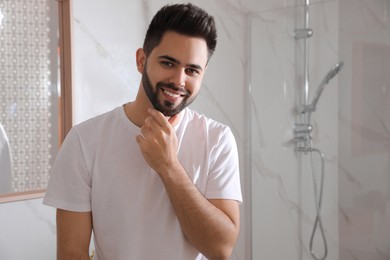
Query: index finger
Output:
[[147, 108, 170, 128]]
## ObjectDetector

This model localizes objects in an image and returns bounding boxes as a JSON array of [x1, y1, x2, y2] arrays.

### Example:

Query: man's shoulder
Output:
[[182, 108, 232, 139], [76, 106, 121, 127], [184, 108, 229, 130], [71, 106, 124, 138]]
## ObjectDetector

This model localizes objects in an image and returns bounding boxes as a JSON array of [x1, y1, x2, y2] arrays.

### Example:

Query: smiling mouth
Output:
[[163, 89, 181, 99], [161, 87, 188, 99]]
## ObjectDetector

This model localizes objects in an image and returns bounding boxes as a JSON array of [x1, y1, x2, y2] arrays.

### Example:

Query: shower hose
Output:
[[299, 141, 328, 260]]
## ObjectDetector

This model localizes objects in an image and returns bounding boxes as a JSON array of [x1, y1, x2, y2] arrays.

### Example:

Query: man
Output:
[[44, 3, 242, 260]]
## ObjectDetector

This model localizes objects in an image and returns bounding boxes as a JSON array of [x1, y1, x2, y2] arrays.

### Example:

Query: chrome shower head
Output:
[[309, 61, 344, 111], [322, 62, 344, 85]]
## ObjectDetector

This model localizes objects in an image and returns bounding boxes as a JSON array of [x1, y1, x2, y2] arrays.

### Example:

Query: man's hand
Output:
[[136, 108, 181, 174]]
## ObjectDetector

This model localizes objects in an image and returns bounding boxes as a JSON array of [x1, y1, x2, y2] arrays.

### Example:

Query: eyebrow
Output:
[[158, 55, 204, 71]]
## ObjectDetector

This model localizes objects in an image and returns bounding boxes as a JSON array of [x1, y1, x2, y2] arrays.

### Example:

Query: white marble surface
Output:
[[0, 198, 56, 260], [338, 0, 390, 259]]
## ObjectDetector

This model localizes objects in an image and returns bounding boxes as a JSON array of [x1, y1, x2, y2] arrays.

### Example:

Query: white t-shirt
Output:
[[43, 105, 242, 260]]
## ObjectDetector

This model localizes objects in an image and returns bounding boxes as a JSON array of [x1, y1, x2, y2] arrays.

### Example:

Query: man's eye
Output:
[[161, 61, 174, 67], [186, 68, 199, 75]]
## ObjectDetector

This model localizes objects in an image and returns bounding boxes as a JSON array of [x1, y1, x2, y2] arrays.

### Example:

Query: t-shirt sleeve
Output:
[[43, 127, 92, 212], [205, 127, 242, 203]]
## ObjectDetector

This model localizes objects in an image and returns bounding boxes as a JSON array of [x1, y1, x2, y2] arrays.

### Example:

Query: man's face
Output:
[[140, 31, 208, 117]]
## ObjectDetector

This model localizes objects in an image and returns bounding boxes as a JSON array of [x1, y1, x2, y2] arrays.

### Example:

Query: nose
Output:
[[168, 68, 186, 88]]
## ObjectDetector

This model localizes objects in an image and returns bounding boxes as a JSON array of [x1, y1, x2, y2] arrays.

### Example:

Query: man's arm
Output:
[[159, 164, 240, 260], [56, 209, 92, 260], [137, 109, 240, 259]]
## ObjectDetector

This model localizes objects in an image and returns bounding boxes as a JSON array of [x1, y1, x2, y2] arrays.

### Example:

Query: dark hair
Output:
[[143, 3, 217, 60]]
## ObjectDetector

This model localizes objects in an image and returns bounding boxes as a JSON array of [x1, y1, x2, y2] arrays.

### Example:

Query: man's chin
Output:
[[154, 102, 183, 117], [158, 109, 179, 117]]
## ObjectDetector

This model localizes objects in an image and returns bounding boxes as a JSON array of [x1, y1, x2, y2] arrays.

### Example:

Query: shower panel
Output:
[[294, 1, 343, 260], [250, 0, 342, 258]]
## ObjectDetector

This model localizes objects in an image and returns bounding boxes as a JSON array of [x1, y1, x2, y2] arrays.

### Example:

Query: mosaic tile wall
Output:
[[0, 0, 58, 192]]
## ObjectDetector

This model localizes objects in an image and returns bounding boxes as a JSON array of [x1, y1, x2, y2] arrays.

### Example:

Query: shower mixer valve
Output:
[[294, 28, 313, 39], [298, 104, 316, 113], [293, 123, 313, 148]]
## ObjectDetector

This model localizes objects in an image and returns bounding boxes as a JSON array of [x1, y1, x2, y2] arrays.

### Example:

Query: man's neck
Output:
[[123, 101, 148, 127]]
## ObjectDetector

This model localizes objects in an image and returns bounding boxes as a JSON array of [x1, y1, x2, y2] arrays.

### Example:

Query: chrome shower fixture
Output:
[[300, 61, 344, 113], [294, 28, 314, 39], [322, 62, 344, 84]]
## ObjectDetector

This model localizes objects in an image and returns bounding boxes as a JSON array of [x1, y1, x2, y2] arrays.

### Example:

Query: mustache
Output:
[[156, 82, 190, 96]]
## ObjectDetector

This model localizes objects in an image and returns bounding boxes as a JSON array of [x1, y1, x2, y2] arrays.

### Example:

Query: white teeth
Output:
[[163, 89, 180, 98]]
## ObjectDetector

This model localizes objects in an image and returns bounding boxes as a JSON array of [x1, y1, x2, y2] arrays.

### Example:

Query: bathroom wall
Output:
[[0, 198, 56, 260], [338, 0, 390, 259]]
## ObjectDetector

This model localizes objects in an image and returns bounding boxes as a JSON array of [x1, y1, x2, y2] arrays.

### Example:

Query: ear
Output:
[[136, 48, 146, 73]]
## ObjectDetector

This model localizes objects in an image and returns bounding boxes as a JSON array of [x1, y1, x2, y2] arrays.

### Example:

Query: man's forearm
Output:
[[57, 209, 92, 260], [58, 249, 91, 260], [158, 162, 240, 259]]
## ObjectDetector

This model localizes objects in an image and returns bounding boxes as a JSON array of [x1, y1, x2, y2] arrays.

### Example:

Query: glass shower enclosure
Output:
[[250, 0, 390, 259]]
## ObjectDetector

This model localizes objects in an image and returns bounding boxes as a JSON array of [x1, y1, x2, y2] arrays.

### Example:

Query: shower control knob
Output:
[[293, 123, 313, 134]]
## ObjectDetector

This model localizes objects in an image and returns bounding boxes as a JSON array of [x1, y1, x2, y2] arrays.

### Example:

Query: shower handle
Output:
[[293, 123, 313, 144]]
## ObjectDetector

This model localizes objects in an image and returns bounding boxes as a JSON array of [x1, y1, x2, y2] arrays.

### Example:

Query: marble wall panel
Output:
[[0, 198, 56, 260], [339, 0, 390, 259]]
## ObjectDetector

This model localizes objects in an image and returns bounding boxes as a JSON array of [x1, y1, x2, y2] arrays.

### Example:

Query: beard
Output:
[[141, 64, 196, 117]]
